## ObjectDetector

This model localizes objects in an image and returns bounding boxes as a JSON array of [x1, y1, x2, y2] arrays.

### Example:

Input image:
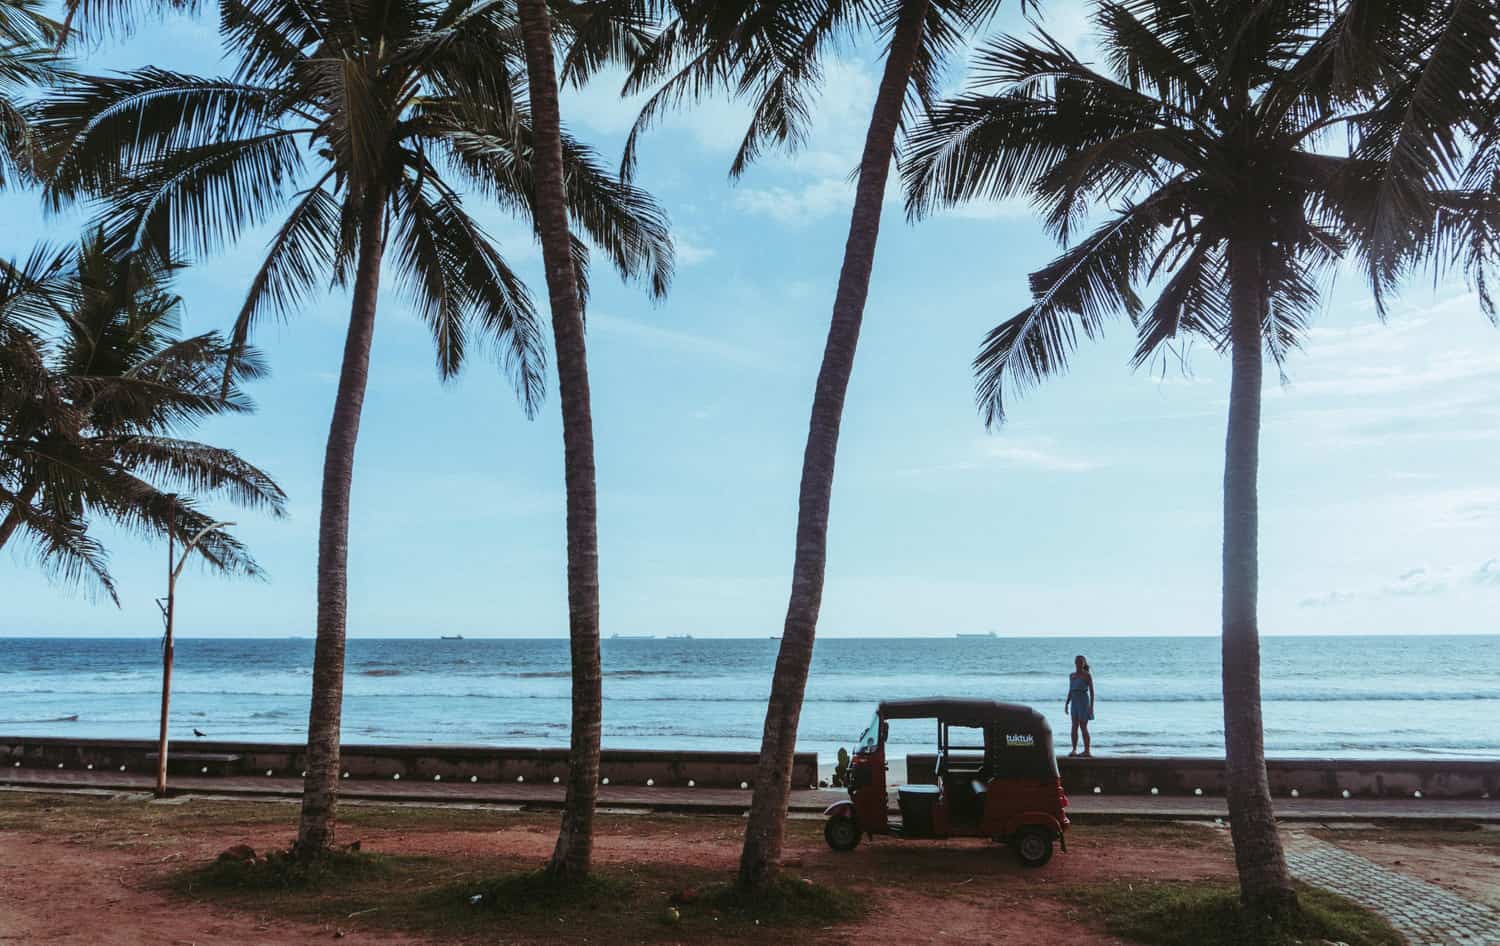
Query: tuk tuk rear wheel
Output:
[[825, 816, 861, 852], [1015, 827, 1054, 867]]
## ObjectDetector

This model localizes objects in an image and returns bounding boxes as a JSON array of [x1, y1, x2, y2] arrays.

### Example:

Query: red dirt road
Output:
[[0, 795, 1233, 945]]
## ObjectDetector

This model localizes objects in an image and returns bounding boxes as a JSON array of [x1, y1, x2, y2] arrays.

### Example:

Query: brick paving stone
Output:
[[1285, 834, 1500, 946]]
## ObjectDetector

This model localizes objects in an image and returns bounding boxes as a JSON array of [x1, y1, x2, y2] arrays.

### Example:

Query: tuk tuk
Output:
[[823, 698, 1069, 866]]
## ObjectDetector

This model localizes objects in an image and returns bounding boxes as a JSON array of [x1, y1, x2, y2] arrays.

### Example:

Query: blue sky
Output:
[[4, 3, 1498, 638]]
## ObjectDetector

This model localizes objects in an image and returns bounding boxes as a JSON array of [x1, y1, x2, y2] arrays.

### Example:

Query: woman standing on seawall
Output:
[[1065, 655, 1095, 757]]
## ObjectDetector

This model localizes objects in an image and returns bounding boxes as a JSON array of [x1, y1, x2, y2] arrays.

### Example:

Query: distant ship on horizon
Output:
[[440, 634, 464, 640], [956, 631, 998, 639], [666, 634, 693, 640]]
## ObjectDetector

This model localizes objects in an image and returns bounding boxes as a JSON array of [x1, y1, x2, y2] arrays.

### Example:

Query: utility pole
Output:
[[155, 505, 234, 798]]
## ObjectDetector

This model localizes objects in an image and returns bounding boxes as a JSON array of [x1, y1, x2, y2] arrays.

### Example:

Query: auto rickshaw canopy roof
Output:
[[877, 698, 1049, 731]]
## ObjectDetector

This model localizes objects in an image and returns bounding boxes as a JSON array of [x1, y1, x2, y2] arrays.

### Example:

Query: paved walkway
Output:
[[1286, 834, 1500, 946], [4, 768, 1497, 821]]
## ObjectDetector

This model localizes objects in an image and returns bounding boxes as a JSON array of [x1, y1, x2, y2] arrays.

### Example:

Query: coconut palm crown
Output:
[[0, 232, 286, 601], [37, 0, 673, 397], [902, 0, 1497, 421], [901, 0, 1495, 915]]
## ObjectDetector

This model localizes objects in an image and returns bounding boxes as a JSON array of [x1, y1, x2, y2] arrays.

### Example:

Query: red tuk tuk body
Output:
[[823, 698, 1069, 867]]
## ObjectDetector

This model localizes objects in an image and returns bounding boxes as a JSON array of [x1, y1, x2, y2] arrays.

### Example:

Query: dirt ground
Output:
[[0, 791, 1457, 946]]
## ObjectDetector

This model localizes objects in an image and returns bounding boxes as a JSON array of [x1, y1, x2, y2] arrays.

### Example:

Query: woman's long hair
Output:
[[1075, 655, 1090, 675]]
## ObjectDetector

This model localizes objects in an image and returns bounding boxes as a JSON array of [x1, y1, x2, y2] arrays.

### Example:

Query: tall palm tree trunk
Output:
[[296, 187, 387, 857], [516, 0, 603, 882], [0, 482, 41, 548], [738, 0, 929, 892], [1222, 238, 1297, 915]]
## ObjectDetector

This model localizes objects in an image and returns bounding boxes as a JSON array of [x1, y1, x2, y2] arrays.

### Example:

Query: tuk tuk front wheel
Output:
[[1014, 827, 1054, 867], [825, 816, 861, 852]]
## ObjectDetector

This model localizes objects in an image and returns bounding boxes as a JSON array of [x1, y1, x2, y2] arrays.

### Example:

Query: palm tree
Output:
[[35, 0, 672, 858], [514, 0, 599, 882], [511, 0, 675, 883], [625, 0, 1010, 890], [901, 0, 1496, 916], [0, 231, 285, 598], [0, 0, 64, 188]]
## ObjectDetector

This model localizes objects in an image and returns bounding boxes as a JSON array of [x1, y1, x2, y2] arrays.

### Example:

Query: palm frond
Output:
[[391, 169, 547, 408], [1130, 238, 1228, 369], [96, 435, 288, 515], [974, 193, 1172, 425], [555, 0, 656, 87], [59, 0, 199, 42], [1352, 0, 1498, 311], [97, 130, 306, 260], [9, 502, 119, 604], [227, 175, 344, 384], [36, 68, 291, 209]]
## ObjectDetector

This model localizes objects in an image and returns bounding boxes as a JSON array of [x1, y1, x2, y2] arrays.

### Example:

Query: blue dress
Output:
[[1068, 673, 1093, 722]]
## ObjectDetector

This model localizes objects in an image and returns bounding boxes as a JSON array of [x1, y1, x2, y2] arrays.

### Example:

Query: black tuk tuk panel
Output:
[[988, 721, 1059, 780], [877, 698, 1041, 728], [876, 698, 1058, 781]]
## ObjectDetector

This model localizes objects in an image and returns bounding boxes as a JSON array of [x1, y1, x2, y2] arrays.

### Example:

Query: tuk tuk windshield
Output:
[[854, 713, 881, 754]]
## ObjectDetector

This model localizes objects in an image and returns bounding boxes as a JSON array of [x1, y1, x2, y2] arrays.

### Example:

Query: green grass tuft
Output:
[[702, 874, 862, 927], [1061, 881, 1403, 946], [179, 848, 396, 893]]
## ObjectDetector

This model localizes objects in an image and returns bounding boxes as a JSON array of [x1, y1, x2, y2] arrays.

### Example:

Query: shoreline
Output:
[[4, 723, 1497, 764]]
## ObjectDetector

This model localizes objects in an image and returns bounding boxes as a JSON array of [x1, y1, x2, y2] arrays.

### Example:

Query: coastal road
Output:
[[4, 768, 1497, 822]]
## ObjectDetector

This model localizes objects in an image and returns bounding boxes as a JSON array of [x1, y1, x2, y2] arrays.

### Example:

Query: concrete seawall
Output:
[[6, 738, 1494, 799], [905, 753, 1499, 799], [1, 737, 819, 790]]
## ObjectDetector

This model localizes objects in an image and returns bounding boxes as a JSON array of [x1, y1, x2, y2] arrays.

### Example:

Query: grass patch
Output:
[[427, 868, 633, 917], [178, 848, 398, 892], [1061, 881, 1402, 946], [701, 874, 861, 927], [172, 850, 863, 942]]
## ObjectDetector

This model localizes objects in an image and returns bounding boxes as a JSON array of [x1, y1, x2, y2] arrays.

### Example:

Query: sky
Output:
[[3, 3, 1498, 639]]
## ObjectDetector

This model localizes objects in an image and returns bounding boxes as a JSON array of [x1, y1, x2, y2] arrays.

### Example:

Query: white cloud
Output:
[[1385, 567, 1449, 597], [899, 436, 1101, 475], [589, 313, 774, 370], [732, 177, 854, 225], [1299, 558, 1500, 607], [1281, 348, 1500, 400], [559, 66, 753, 155], [982, 437, 1100, 472], [1263, 290, 1500, 451], [672, 231, 715, 266], [1410, 487, 1500, 528], [1299, 590, 1357, 608], [944, 197, 1036, 221]]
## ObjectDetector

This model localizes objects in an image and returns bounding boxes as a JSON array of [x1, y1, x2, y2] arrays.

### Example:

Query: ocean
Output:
[[2, 635, 1496, 762]]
